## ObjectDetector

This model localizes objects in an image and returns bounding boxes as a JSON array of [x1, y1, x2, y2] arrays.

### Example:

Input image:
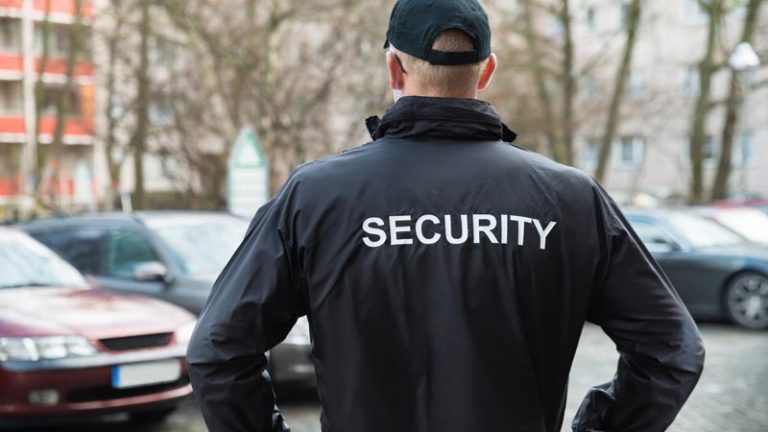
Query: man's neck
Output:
[[403, 89, 478, 100]]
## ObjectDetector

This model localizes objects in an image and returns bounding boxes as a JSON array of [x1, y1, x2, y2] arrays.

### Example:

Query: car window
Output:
[[627, 218, 672, 244], [32, 228, 105, 276], [0, 231, 87, 289], [151, 217, 248, 276], [666, 212, 745, 248], [712, 210, 768, 243], [105, 229, 161, 279]]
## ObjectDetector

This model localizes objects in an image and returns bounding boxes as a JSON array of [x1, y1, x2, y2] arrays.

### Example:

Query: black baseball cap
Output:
[[384, 0, 491, 66]]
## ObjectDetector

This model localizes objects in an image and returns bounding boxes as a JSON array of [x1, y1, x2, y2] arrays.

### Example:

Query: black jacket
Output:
[[187, 96, 705, 432]]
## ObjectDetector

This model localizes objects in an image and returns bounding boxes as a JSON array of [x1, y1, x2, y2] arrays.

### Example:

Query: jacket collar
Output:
[[365, 96, 517, 143]]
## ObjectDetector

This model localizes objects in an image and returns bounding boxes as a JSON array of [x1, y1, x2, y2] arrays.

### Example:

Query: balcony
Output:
[[0, 115, 94, 143], [0, 0, 94, 20], [0, 53, 94, 79]]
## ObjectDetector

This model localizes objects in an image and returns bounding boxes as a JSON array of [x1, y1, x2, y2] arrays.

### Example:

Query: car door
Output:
[[628, 216, 719, 317], [97, 228, 170, 300]]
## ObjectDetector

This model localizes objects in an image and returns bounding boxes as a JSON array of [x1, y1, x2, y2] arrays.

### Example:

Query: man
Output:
[[187, 0, 705, 431]]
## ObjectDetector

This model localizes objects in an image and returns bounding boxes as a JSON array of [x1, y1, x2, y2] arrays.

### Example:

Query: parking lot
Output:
[[33, 322, 767, 432]]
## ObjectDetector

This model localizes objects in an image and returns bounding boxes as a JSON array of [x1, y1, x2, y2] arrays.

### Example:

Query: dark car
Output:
[[0, 228, 196, 426], [18, 212, 313, 384], [624, 209, 768, 330]]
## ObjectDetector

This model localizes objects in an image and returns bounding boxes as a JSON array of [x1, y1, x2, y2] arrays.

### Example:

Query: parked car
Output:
[[0, 228, 196, 426], [696, 207, 768, 245], [18, 212, 314, 384], [714, 199, 768, 215], [624, 209, 768, 330]]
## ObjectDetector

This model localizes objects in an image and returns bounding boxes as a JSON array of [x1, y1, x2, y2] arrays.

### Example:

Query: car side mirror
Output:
[[133, 261, 169, 283], [645, 237, 680, 254]]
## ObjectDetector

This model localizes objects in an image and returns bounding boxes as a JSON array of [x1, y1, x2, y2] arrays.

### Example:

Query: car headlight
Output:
[[175, 320, 197, 349], [0, 336, 98, 362]]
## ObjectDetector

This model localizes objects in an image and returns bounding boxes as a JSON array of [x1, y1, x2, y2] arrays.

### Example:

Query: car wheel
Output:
[[723, 272, 768, 330], [130, 406, 177, 425]]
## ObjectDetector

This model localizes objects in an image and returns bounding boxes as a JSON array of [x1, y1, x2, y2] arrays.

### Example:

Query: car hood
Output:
[[0, 286, 195, 340]]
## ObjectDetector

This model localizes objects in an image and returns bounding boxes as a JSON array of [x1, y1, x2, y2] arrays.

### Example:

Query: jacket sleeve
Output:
[[186, 179, 304, 432], [573, 183, 705, 432]]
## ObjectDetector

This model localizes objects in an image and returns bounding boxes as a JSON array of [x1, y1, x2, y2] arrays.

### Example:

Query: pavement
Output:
[[19, 323, 768, 432]]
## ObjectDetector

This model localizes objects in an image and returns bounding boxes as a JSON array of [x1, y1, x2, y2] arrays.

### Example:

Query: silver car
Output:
[[18, 212, 314, 384]]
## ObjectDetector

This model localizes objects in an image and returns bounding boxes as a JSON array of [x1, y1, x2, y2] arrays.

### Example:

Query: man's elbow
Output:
[[689, 332, 705, 378], [675, 325, 706, 389]]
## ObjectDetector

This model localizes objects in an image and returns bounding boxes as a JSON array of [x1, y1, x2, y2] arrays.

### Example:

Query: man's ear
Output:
[[387, 51, 405, 91], [477, 53, 497, 91]]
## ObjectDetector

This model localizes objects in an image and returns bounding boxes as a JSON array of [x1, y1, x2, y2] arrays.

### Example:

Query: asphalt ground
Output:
[[13, 323, 768, 432]]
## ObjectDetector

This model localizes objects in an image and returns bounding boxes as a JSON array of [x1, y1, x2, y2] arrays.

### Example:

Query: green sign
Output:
[[227, 127, 269, 218]]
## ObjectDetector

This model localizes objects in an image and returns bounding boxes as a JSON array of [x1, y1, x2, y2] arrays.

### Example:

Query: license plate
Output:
[[111, 360, 181, 389]]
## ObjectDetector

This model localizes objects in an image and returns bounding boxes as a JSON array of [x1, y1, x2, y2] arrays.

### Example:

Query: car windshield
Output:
[[151, 216, 249, 276], [0, 231, 88, 289], [712, 210, 768, 244], [666, 212, 746, 248]]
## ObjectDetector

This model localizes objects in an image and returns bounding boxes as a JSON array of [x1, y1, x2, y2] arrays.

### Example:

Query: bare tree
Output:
[[710, 0, 764, 200], [520, 0, 565, 163], [31, 0, 52, 201], [46, 0, 85, 209], [130, 0, 151, 210], [688, 0, 723, 204], [96, 0, 133, 209], [558, 0, 575, 166], [594, 0, 641, 183], [153, 0, 377, 201]]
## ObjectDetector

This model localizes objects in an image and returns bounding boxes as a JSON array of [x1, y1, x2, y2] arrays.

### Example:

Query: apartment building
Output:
[[0, 0, 96, 214], [573, 0, 767, 202]]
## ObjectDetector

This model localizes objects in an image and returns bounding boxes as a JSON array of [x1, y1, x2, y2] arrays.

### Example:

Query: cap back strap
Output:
[[426, 49, 481, 65]]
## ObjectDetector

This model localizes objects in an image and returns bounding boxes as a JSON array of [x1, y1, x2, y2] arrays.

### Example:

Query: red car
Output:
[[0, 228, 196, 426]]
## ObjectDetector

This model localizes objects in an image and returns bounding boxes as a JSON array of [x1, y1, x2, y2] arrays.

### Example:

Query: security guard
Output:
[[187, 0, 705, 431]]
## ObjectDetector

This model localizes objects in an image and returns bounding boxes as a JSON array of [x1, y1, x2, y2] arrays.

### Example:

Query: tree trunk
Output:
[[103, 2, 126, 210], [521, 0, 563, 163], [48, 0, 83, 209], [688, 0, 722, 204], [32, 0, 52, 200], [710, 0, 763, 200], [131, 0, 151, 210], [594, 0, 641, 183], [560, 0, 575, 166]]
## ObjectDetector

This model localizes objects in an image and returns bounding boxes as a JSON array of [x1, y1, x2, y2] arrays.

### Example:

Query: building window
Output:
[[703, 135, 717, 164], [0, 82, 22, 114], [620, 136, 645, 167], [150, 100, 175, 126], [581, 138, 600, 170], [549, 15, 565, 36], [735, 131, 754, 166], [683, 66, 700, 96], [733, 2, 747, 19], [742, 69, 757, 87], [620, 2, 631, 30], [0, 18, 20, 52], [586, 7, 597, 32], [682, 0, 708, 25], [40, 85, 81, 118], [627, 69, 645, 99]]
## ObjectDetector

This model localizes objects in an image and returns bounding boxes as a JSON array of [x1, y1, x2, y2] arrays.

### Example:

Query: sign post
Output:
[[227, 127, 270, 218]]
